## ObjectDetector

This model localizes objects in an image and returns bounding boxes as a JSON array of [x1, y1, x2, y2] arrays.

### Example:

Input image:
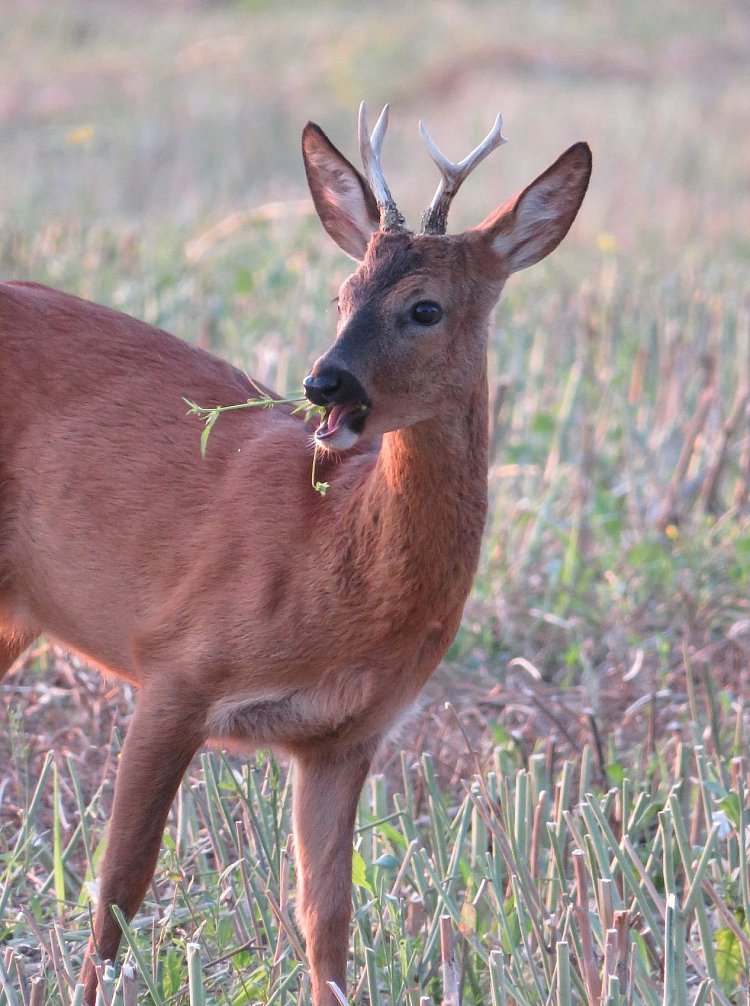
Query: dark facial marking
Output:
[[345, 234, 426, 307]]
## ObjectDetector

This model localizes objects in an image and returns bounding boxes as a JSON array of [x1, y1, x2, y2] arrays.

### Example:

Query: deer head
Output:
[[301, 104, 591, 451]]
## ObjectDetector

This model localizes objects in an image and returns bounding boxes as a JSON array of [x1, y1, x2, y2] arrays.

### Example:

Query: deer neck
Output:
[[354, 358, 489, 625]]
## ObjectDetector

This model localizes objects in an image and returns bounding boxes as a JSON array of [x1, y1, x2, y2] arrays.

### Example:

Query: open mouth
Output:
[[314, 401, 370, 451]]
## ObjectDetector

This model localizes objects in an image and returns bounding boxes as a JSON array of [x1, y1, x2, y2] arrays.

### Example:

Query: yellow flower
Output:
[[664, 523, 679, 540], [68, 124, 95, 145], [596, 232, 618, 253]]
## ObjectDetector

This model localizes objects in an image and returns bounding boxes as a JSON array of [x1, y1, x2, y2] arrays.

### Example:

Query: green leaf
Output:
[[200, 411, 218, 457], [373, 853, 399, 870], [605, 761, 625, 787], [499, 895, 522, 953], [715, 927, 744, 994], [530, 411, 556, 435], [352, 849, 374, 894], [719, 793, 741, 828]]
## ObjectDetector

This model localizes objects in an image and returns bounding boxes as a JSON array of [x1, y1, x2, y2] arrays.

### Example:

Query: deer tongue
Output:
[[324, 403, 359, 435]]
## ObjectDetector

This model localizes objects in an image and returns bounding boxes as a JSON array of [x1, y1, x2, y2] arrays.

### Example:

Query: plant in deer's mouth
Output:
[[184, 392, 331, 496]]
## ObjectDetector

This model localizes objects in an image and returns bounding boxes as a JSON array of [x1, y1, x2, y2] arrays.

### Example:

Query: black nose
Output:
[[303, 367, 343, 407]]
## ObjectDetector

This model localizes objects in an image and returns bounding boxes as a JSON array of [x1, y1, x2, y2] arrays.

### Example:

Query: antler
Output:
[[358, 102, 407, 234], [420, 114, 508, 235]]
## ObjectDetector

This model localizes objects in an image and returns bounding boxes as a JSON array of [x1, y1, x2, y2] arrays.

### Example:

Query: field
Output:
[[2, 0, 750, 1002]]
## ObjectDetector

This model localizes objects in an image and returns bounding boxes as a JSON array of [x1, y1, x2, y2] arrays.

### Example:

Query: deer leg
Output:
[[292, 740, 376, 1006], [80, 684, 205, 1005]]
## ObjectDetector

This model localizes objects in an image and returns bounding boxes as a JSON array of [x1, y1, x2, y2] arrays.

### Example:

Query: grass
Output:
[[2, 0, 750, 1002], [4, 698, 750, 1003]]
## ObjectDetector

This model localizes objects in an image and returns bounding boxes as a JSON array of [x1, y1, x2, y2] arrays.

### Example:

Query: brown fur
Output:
[[0, 121, 590, 1005]]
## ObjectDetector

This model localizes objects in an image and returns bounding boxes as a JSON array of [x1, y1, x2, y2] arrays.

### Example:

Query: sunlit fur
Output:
[[0, 126, 590, 1006]]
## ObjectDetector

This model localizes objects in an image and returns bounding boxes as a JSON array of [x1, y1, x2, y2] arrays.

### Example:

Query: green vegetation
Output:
[[3, 721, 750, 1004], [1, 0, 749, 1002]]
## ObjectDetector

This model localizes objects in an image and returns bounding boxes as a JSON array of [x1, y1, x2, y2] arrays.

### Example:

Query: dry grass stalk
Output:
[[29, 977, 45, 1006], [612, 910, 631, 988], [530, 797, 544, 879], [572, 849, 599, 1004], [657, 364, 717, 530], [699, 386, 750, 513], [599, 927, 618, 1004], [440, 914, 460, 1006]]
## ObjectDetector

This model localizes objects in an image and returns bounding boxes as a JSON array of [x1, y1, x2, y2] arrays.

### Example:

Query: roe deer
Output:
[[0, 104, 591, 1004]]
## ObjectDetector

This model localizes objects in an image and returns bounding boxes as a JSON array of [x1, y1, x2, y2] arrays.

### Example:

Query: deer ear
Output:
[[302, 122, 380, 261], [478, 142, 592, 273]]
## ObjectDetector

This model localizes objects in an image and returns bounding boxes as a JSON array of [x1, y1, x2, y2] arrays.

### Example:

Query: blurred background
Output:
[[2, 1, 748, 249], [3, 3, 750, 1002], [2, 0, 750, 796]]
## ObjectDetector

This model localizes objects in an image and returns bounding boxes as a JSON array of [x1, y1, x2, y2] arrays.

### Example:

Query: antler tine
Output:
[[358, 101, 407, 233], [368, 102, 388, 160], [420, 113, 508, 235]]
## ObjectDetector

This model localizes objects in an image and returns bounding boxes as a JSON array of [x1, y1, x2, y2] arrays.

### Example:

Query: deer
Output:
[[0, 103, 590, 1004]]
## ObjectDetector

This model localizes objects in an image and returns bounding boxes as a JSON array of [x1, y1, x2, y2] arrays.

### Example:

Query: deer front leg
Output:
[[81, 684, 205, 1005], [292, 741, 376, 1006]]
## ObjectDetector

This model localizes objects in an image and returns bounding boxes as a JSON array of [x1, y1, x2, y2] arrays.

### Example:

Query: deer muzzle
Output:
[[303, 364, 371, 451]]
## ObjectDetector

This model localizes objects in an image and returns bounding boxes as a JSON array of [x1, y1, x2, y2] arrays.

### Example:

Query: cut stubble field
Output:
[[2, 1, 750, 1003]]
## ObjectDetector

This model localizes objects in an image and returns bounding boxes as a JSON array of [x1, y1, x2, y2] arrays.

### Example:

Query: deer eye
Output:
[[410, 301, 443, 326]]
